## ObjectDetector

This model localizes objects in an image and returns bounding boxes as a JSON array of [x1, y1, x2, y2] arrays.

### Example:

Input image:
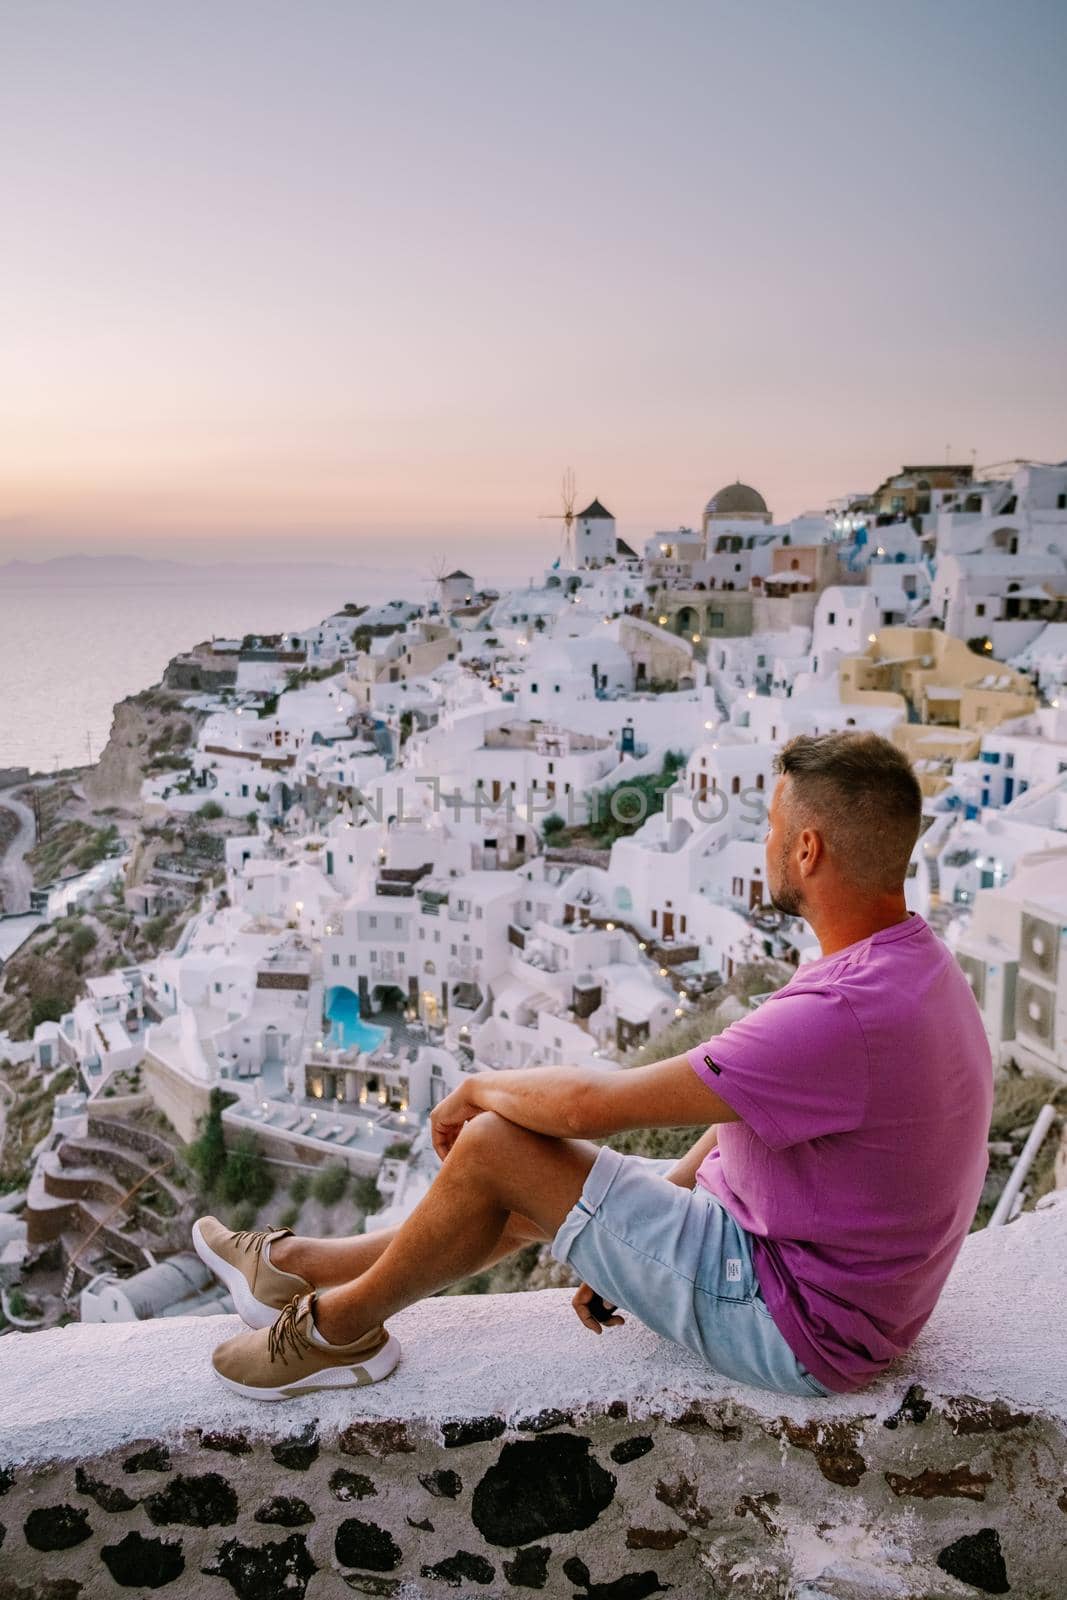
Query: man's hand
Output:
[[571, 1281, 625, 1334], [428, 1079, 485, 1161]]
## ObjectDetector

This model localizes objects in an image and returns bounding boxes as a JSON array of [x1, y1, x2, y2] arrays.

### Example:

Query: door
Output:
[[661, 910, 675, 941]]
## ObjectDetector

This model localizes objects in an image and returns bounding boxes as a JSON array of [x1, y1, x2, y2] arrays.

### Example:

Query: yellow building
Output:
[[839, 627, 1036, 794]]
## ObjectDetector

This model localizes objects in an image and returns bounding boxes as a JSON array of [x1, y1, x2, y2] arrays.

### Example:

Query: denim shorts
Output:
[[549, 1147, 830, 1398]]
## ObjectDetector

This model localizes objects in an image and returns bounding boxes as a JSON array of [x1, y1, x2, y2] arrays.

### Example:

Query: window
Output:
[[331, 954, 340, 967], [369, 915, 377, 928], [709, 611, 725, 628], [531, 683, 538, 692], [976, 603, 986, 618], [827, 612, 836, 625]]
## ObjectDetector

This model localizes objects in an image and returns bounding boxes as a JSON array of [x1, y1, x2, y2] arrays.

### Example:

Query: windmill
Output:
[[423, 554, 450, 614], [540, 467, 577, 570]]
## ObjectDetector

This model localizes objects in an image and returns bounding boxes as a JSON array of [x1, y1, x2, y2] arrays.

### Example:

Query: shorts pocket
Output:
[[799, 1367, 830, 1398]]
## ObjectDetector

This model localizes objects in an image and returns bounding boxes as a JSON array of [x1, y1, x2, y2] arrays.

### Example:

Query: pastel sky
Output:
[[2, 0, 1065, 565]]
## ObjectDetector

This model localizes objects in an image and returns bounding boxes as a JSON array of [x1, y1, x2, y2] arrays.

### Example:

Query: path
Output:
[[0, 795, 36, 915]]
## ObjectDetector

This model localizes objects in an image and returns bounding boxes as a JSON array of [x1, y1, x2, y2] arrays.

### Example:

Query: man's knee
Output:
[[455, 1110, 535, 1154]]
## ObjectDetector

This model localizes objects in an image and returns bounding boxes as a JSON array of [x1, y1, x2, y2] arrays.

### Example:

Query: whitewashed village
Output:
[[3, 458, 1067, 1331]]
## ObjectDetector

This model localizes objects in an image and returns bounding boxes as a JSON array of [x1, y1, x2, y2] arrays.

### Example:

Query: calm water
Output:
[[0, 569, 425, 774]]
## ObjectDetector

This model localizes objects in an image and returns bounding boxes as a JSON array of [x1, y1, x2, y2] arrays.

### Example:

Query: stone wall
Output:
[[0, 1194, 1065, 1599]]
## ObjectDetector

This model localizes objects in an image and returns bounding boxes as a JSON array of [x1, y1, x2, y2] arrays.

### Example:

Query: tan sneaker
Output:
[[211, 1292, 401, 1401], [192, 1217, 313, 1329]]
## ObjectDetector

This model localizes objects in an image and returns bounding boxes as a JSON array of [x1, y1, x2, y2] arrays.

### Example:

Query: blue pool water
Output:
[[325, 986, 389, 1053]]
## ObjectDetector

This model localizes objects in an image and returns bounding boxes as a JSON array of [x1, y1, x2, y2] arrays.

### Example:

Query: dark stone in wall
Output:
[[74, 1466, 138, 1514], [419, 1468, 462, 1499], [947, 1398, 1033, 1436], [885, 1464, 993, 1501], [772, 1418, 868, 1486], [330, 1469, 378, 1501], [335, 1517, 403, 1572], [668, 1404, 740, 1441], [610, 1437, 653, 1465], [442, 1416, 507, 1448], [605, 1402, 628, 1420], [563, 1556, 670, 1599], [733, 1492, 780, 1535], [421, 1551, 496, 1587], [337, 1580, 401, 1597], [882, 1383, 931, 1429], [339, 1420, 415, 1457], [936, 1527, 1010, 1594], [406, 1516, 433, 1532], [122, 1444, 171, 1473], [23, 1505, 92, 1552], [255, 1495, 315, 1526], [471, 1435, 616, 1546], [200, 1430, 252, 1455], [0, 1467, 13, 1496], [205, 1534, 317, 1600], [654, 1473, 711, 1529], [502, 1544, 551, 1588], [271, 1422, 320, 1470], [626, 1528, 687, 1551], [516, 1409, 573, 1433], [100, 1531, 185, 1589], [0, 1579, 82, 1600], [144, 1471, 238, 1528]]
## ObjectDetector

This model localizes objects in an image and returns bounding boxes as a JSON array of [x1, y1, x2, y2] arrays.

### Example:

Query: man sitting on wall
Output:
[[194, 731, 993, 1400]]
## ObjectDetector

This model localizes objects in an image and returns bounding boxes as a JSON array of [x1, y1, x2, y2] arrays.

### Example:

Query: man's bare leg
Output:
[[270, 1209, 549, 1288], [309, 1111, 598, 1345]]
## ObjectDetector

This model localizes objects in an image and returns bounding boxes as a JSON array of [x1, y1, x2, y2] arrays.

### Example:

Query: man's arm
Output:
[[441, 1055, 740, 1145], [663, 1123, 719, 1188]]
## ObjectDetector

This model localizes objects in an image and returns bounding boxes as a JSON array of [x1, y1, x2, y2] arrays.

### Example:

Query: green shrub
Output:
[[383, 1140, 411, 1160], [311, 1163, 349, 1206], [279, 1203, 301, 1231], [197, 800, 224, 820], [542, 813, 566, 837], [229, 1199, 257, 1232], [30, 996, 65, 1030], [220, 1131, 275, 1208], [186, 1087, 229, 1191], [353, 1176, 382, 1213], [68, 925, 98, 960], [289, 1172, 311, 1205]]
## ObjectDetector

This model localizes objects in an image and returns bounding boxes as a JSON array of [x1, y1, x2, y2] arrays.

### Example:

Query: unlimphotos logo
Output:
[[725, 1259, 742, 1282]]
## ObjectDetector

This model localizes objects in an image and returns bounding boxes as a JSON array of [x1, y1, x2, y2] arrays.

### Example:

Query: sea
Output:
[[0, 552, 537, 775]]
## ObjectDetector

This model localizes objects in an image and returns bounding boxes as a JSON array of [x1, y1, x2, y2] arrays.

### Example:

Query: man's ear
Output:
[[797, 827, 822, 878]]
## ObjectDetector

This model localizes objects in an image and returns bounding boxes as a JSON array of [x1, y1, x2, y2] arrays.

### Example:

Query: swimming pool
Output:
[[325, 986, 389, 1053]]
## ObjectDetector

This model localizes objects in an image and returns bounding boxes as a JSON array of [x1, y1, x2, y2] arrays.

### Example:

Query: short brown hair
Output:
[[774, 731, 922, 893]]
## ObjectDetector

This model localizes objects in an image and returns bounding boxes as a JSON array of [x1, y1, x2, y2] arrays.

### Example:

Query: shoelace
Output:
[[232, 1225, 283, 1256], [267, 1295, 315, 1367]]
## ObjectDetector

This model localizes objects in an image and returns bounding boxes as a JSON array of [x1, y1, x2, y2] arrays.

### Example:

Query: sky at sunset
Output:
[[2, 0, 1065, 566]]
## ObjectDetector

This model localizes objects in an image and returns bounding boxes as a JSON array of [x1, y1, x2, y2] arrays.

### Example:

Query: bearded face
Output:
[[765, 779, 805, 918]]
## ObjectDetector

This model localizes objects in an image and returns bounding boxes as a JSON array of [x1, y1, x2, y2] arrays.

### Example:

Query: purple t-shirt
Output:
[[687, 914, 992, 1393]]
